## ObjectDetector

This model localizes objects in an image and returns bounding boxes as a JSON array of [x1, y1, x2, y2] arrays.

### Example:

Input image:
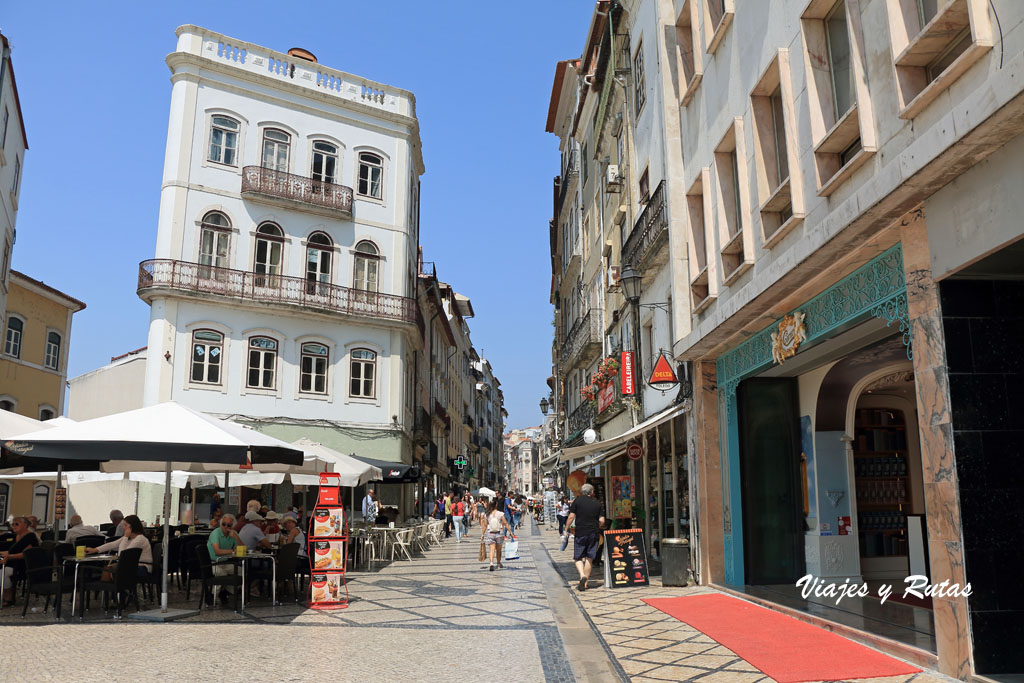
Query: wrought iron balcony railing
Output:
[[622, 179, 668, 271], [137, 259, 420, 327], [242, 165, 353, 216], [558, 308, 603, 368], [566, 401, 596, 444]]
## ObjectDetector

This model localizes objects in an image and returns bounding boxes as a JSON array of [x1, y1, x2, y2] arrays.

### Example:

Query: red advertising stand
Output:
[[307, 472, 349, 610]]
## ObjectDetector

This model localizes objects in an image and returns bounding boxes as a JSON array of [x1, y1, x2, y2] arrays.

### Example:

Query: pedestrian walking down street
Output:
[[452, 497, 466, 542], [444, 491, 454, 538], [474, 496, 487, 529], [557, 496, 570, 536], [481, 499, 513, 571], [512, 495, 524, 530], [565, 483, 605, 592]]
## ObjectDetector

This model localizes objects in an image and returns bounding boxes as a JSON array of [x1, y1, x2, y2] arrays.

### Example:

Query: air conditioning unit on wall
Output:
[[606, 164, 623, 191]]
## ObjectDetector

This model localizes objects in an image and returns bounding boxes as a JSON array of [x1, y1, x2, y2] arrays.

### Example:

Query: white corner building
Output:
[[139, 26, 424, 467]]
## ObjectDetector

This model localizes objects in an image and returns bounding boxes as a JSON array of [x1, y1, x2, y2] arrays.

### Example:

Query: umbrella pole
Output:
[[161, 460, 171, 612], [53, 464, 63, 534]]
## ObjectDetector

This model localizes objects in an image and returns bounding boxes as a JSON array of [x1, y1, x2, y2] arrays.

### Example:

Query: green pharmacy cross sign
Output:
[[454, 456, 468, 469]]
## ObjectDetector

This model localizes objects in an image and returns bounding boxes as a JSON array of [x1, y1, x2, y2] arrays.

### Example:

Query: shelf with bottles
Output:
[[853, 453, 908, 477]]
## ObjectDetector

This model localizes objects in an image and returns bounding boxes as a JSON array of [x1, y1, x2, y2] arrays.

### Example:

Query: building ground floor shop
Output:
[[558, 408, 697, 579], [686, 208, 1024, 678]]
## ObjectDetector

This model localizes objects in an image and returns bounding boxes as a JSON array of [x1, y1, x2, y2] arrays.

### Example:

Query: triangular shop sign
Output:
[[648, 352, 679, 390]]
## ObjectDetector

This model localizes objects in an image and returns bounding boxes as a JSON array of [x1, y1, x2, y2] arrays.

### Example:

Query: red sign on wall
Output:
[[598, 381, 615, 412], [621, 351, 636, 395]]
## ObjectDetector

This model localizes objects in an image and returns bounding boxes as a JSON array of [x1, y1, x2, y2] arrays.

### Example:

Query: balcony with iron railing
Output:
[[622, 179, 668, 272], [565, 401, 596, 445], [558, 308, 603, 370], [137, 259, 420, 329], [556, 148, 580, 220], [241, 166, 353, 218]]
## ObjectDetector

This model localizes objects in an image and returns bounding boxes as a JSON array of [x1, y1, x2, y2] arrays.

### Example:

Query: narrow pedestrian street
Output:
[[0, 517, 956, 683]]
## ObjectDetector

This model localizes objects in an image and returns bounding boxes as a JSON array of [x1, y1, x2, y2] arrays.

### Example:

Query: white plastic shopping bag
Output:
[[504, 538, 520, 560]]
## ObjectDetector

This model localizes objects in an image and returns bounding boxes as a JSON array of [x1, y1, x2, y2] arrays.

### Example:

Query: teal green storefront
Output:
[[714, 245, 912, 586]]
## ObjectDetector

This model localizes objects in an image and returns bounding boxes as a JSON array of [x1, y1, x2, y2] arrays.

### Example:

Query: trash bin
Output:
[[661, 538, 690, 586]]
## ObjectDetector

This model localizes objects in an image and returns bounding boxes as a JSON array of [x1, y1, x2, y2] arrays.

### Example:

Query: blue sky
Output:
[[3, 2, 593, 430]]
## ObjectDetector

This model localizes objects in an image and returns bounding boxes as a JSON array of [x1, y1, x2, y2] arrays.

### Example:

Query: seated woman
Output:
[[0, 516, 40, 605], [85, 514, 153, 576], [280, 514, 307, 559]]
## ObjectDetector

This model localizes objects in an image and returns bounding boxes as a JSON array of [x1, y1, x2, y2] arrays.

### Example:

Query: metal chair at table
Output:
[[391, 528, 414, 562], [82, 547, 143, 618], [20, 546, 69, 618], [194, 545, 241, 612]]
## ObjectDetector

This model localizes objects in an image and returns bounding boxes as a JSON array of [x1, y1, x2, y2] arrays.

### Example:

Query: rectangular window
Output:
[[261, 129, 290, 172], [633, 41, 647, 115], [1, 239, 9, 285], [926, 27, 971, 83], [246, 337, 277, 389], [357, 153, 384, 199], [5, 318, 23, 357], [917, 0, 939, 27], [350, 349, 377, 398], [770, 88, 789, 187], [639, 168, 650, 204], [191, 330, 223, 385], [300, 343, 329, 394], [0, 108, 7, 149], [44, 332, 61, 371], [825, 1, 854, 121], [581, 142, 588, 187], [200, 229, 230, 270], [208, 116, 239, 166], [12, 156, 20, 195]]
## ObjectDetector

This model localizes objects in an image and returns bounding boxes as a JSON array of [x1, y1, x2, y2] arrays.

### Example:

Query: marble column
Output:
[[900, 209, 973, 679], [693, 360, 724, 585]]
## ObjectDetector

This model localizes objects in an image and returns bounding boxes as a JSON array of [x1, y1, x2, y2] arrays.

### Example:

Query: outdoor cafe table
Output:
[[61, 553, 117, 619], [223, 550, 278, 611]]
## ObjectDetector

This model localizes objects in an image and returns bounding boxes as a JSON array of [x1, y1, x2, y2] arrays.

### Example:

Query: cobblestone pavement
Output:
[[534, 521, 957, 683], [0, 525, 576, 682]]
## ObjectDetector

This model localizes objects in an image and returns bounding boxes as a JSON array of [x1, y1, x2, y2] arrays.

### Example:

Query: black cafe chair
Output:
[[73, 535, 105, 548], [21, 546, 70, 618], [251, 542, 300, 601], [140, 543, 162, 602], [82, 547, 142, 618], [194, 545, 241, 613]]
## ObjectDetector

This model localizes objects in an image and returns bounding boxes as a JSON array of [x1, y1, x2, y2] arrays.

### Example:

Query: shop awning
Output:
[[559, 402, 689, 464], [350, 455, 420, 483], [539, 450, 561, 469]]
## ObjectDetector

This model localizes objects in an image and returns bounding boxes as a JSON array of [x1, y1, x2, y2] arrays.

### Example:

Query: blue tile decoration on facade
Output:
[[715, 243, 910, 585]]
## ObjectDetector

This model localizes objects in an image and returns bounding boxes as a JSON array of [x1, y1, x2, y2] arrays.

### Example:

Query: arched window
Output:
[[262, 129, 290, 172], [44, 332, 61, 370], [247, 336, 278, 389], [353, 241, 379, 292], [306, 232, 332, 295], [300, 342, 329, 395], [0, 399, 13, 412], [199, 211, 231, 273], [32, 484, 50, 524], [209, 116, 240, 166], [253, 223, 284, 287], [311, 141, 338, 185], [191, 330, 224, 385], [350, 348, 377, 398], [39, 407, 55, 421], [4, 316, 22, 358], [357, 152, 383, 199]]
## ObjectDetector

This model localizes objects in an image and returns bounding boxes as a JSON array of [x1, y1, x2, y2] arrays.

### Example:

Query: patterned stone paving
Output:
[[535, 523, 957, 683], [0, 525, 575, 682]]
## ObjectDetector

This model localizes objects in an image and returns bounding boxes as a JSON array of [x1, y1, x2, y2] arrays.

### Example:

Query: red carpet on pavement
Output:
[[642, 594, 921, 683]]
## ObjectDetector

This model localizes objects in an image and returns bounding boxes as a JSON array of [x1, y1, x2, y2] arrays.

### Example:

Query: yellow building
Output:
[[1, 270, 85, 523]]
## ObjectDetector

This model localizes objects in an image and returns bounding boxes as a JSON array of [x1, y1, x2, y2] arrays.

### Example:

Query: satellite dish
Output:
[[583, 428, 597, 444]]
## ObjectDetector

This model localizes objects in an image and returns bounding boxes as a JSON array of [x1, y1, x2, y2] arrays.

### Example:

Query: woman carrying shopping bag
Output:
[[480, 499, 513, 571]]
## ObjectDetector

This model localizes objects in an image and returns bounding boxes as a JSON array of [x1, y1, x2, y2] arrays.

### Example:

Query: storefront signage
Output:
[[598, 381, 615, 412], [648, 352, 678, 389], [308, 472, 348, 610], [621, 351, 636, 395], [626, 442, 644, 460], [771, 311, 807, 364], [54, 487, 67, 520], [610, 475, 634, 519], [454, 456, 467, 469], [603, 528, 649, 588]]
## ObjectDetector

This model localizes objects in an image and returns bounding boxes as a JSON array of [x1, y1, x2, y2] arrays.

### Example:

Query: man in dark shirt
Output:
[[566, 483, 605, 591]]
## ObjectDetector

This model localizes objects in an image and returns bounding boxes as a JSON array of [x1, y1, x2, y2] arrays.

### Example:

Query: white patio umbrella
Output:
[[0, 410, 48, 439], [289, 438, 383, 524], [1, 402, 304, 618], [476, 486, 497, 498]]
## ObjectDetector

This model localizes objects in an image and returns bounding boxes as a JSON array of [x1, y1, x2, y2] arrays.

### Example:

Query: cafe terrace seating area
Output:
[[0, 517, 450, 623]]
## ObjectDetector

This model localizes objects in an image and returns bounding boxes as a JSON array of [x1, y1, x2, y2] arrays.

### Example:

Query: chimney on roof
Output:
[[287, 47, 317, 63]]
